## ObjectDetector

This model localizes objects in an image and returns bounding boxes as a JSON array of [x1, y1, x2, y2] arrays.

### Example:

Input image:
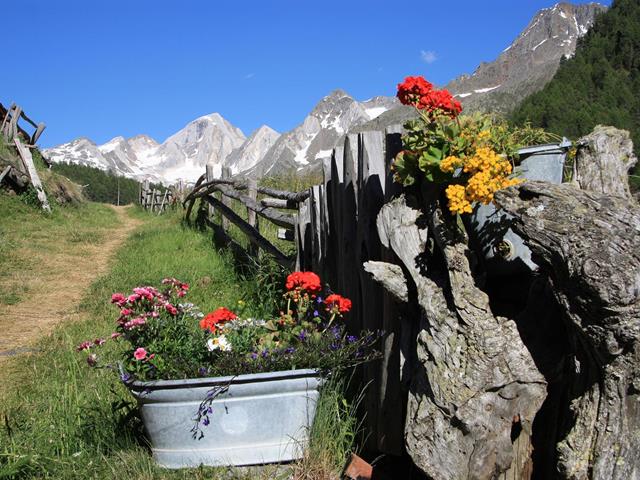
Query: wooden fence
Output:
[[182, 166, 308, 269], [295, 127, 406, 454], [139, 181, 175, 214], [0, 103, 51, 212]]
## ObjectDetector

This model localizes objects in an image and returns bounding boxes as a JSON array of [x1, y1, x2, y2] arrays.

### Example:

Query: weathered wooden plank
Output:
[[14, 138, 51, 213], [206, 163, 216, 218], [203, 195, 293, 268], [247, 178, 259, 257], [259, 197, 298, 209], [212, 183, 296, 228], [184, 174, 206, 222], [221, 167, 231, 231], [0, 165, 12, 185], [158, 189, 169, 215], [31, 122, 46, 145], [296, 196, 312, 271], [185, 178, 310, 205]]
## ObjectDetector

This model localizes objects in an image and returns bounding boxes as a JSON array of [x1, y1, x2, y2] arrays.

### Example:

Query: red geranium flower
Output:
[[397, 76, 433, 106], [200, 307, 237, 331], [285, 271, 322, 292], [324, 294, 352, 314]]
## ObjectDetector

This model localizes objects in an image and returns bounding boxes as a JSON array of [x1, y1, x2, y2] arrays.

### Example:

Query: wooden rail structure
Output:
[[0, 103, 51, 212], [1, 102, 46, 146], [139, 180, 174, 214], [183, 166, 308, 268], [295, 127, 405, 454]]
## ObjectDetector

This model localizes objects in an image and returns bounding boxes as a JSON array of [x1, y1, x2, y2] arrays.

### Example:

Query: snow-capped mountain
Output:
[[445, 2, 607, 113], [226, 125, 280, 175], [245, 91, 396, 177], [44, 114, 245, 184]]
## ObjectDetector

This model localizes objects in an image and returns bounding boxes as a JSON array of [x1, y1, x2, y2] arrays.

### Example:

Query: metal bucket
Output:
[[466, 139, 571, 276], [128, 368, 322, 468]]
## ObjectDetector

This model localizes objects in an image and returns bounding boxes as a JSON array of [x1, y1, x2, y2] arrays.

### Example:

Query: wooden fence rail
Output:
[[183, 166, 306, 269], [139, 180, 174, 214]]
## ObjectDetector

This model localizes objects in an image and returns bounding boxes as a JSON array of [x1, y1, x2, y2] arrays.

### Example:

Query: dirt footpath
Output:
[[0, 205, 142, 361]]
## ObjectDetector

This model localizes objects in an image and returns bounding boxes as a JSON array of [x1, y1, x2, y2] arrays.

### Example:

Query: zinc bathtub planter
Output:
[[128, 368, 322, 469]]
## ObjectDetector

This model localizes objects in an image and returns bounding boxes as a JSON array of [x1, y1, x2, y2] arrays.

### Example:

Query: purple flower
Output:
[[316, 296, 323, 304], [261, 349, 269, 358], [250, 352, 258, 360], [203, 417, 210, 426], [313, 310, 319, 317], [198, 367, 208, 377], [298, 330, 307, 341], [347, 335, 358, 343], [285, 347, 295, 354], [329, 343, 341, 351]]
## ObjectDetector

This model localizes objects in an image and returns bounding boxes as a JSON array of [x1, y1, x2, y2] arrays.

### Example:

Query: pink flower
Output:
[[127, 294, 141, 303], [124, 317, 146, 330], [177, 290, 186, 298], [76, 341, 92, 352], [165, 303, 178, 316], [120, 308, 133, 317], [93, 338, 106, 346], [133, 348, 147, 360], [133, 287, 155, 300], [111, 332, 122, 339], [111, 293, 126, 305]]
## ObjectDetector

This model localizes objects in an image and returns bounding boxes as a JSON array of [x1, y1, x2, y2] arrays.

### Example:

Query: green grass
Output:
[[0, 204, 360, 479]]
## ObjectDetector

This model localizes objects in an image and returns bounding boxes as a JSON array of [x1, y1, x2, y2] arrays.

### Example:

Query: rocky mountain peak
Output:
[[446, 1, 607, 113]]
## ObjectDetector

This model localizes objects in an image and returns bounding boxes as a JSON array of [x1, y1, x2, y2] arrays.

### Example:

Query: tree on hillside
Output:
[[51, 162, 152, 205], [511, 0, 640, 186]]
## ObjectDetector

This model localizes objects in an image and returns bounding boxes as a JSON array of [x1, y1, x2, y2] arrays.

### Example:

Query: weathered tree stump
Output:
[[573, 125, 638, 200], [371, 195, 547, 480], [494, 181, 640, 480]]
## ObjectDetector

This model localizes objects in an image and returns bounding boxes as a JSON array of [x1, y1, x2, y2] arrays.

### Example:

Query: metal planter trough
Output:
[[128, 368, 322, 468], [466, 139, 571, 276]]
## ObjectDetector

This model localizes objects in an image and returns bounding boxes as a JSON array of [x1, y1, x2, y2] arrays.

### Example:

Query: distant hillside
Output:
[[511, 0, 640, 185], [51, 162, 151, 205], [447, 2, 606, 114]]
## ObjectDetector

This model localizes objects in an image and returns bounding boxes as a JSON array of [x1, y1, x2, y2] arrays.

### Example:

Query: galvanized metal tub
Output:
[[466, 140, 571, 276], [128, 368, 321, 468]]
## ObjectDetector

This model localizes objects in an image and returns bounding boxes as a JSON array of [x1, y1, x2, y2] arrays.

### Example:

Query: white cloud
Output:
[[421, 50, 437, 64]]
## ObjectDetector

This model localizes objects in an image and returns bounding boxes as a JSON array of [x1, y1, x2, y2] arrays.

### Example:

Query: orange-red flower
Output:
[[324, 294, 352, 314], [397, 75, 462, 118], [285, 271, 321, 292], [200, 307, 237, 331]]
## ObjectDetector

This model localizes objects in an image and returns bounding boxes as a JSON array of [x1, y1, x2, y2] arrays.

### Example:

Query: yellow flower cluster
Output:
[[441, 146, 521, 215], [445, 184, 472, 214], [440, 155, 464, 173]]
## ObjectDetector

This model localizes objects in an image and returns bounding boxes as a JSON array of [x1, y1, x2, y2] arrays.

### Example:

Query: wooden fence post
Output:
[[247, 178, 259, 257], [206, 164, 216, 218], [14, 137, 51, 213], [221, 167, 231, 232]]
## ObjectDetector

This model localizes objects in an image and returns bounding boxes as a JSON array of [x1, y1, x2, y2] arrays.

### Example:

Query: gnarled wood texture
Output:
[[375, 195, 547, 480], [495, 181, 640, 480]]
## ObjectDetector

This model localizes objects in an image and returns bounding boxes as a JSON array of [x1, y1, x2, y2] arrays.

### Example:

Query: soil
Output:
[[0, 205, 142, 361]]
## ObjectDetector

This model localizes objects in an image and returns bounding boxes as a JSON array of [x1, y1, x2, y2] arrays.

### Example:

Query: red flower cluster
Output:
[[200, 307, 237, 331], [396, 76, 433, 106], [285, 271, 322, 292], [397, 75, 462, 118], [325, 294, 352, 314]]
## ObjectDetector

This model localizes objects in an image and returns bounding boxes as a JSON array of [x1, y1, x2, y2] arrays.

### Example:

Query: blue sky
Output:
[[3, 0, 610, 148]]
